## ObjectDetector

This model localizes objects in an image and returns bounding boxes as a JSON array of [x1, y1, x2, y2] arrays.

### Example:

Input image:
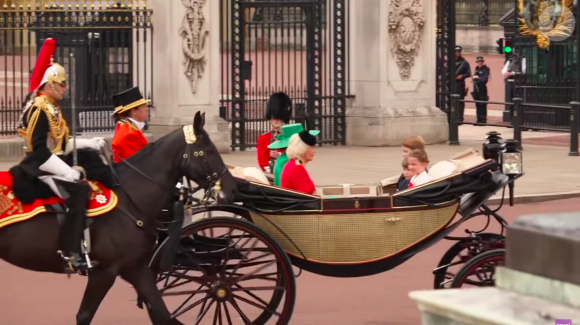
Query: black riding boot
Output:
[[55, 180, 95, 274]]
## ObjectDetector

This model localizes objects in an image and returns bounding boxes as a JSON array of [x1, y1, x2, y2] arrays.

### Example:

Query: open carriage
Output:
[[146, 135, 523, 325]]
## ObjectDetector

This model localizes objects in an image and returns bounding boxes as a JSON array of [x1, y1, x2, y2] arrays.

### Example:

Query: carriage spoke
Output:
[[237, 259, 276, 282], [213, 302, 223, 325], [232, 293, 282, 317], [193, 298, 215, 325], [162, 287, 210, 297], [232, 283, 278, 309], [226, 271, 279, 282], [223, 301, 235, 325], [227, 299, 253, 325], [168, 284, 205, 317], [171, 294, 211, 319]]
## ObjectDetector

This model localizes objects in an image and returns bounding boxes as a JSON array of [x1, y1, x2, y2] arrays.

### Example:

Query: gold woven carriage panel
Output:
[[251, 202, 458, 264], [394, 203, 459, 251]]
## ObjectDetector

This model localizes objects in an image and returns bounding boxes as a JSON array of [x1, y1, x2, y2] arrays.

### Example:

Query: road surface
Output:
[[0, 197, 578, 325]]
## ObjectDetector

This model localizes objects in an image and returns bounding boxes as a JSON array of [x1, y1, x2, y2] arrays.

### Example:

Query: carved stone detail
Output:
[[179, 0, 209, 94], [388, 0, 425, 80]]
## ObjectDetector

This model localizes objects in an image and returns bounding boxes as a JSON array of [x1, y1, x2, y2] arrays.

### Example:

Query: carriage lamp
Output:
[[482, 131, 503, 162], [500, 139, 523, 175]]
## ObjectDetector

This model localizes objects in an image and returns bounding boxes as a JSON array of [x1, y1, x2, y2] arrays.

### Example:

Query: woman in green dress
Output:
[[268, 123, 319, 186]]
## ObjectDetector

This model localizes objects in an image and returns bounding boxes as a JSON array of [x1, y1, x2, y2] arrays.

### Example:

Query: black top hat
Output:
[[112, 87, 150, 116]]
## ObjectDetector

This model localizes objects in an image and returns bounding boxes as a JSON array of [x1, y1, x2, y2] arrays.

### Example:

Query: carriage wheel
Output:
[[156, 217, 295, 325], [449, 249, 505, 288], [433, 233, 505, 289]]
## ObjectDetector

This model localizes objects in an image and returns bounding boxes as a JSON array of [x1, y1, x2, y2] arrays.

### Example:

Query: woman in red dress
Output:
[[110, 87, 150, 162], [280, 130, 318, 195]]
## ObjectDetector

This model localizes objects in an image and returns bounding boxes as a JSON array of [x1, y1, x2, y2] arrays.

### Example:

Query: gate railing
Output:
[[219, 0, 351, 150], [0, 1, 153, 136], [447, 95, 580, 156]]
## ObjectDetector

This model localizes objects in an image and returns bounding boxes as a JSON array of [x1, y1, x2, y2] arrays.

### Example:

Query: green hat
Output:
[[268, 123, 320, 149]]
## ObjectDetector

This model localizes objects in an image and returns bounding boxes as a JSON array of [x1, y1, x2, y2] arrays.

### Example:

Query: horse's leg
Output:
[[121, 264, 184, 325], [76, 268, 118, 325]]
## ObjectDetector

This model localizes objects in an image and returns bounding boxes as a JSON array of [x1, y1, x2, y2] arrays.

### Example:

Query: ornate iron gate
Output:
[[436, 0, 457, 114], [221, 0, 349, 150], [0, 1, 152, 135]]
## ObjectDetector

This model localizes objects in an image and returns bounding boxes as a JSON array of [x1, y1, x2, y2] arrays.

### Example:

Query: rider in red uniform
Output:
[[110, 87, 150, 162], [257, 92, 292, 172]]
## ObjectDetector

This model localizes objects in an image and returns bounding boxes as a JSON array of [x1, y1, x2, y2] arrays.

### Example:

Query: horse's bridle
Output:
[[103, 125, 228, 231]]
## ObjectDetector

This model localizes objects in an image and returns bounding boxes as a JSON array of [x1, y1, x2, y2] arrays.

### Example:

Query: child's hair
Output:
[[402, 135, 425, 150], [408, 148, 429, 164], [401, 157, 409, 169]]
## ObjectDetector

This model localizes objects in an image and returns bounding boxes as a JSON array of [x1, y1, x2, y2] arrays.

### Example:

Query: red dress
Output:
[[111, 119, 148, 162], [281, 159, 316, 195], [256, 131, 285, 171]]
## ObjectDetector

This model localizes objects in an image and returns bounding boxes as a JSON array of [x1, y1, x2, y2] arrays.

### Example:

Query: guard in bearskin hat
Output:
[[16, 38, 106, 274], [110, 87, 150, 162], [257, 92, 292, 172]]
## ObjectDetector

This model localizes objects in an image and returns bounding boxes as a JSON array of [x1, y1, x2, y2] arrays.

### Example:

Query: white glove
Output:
[[39, 155, 81, 181], [65, 137, 106, 154]]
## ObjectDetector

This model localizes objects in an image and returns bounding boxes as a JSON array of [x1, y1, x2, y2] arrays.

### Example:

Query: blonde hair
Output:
[[402, 135, 425, 150], [409, 148, 429, 164], [286, 133, 311, 160]]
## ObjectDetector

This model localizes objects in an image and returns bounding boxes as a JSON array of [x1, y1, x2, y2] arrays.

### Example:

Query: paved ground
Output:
[[1, 124, 578, 199], [0, 197, 578, 325]]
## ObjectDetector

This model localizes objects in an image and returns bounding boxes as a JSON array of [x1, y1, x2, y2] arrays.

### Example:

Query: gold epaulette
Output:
[[20, 94, 69, 154]]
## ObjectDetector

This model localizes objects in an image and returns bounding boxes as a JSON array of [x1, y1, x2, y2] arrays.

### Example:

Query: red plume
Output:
[[29, 38, 56, 92]]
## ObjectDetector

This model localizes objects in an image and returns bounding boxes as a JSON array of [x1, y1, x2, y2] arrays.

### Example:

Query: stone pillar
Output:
[[148, 0, 229, 153], [346, 0, 448, 146], [409, 212, 580, 325]]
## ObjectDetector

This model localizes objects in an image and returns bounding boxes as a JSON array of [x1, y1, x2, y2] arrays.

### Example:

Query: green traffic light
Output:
[[504, 46, 512, 53]]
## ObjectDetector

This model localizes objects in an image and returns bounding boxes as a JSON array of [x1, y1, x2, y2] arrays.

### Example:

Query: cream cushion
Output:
[[242, 167, 270, 184]]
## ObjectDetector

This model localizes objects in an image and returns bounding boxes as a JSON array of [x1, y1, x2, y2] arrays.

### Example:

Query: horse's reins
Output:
[[99, 139, 226, 233]]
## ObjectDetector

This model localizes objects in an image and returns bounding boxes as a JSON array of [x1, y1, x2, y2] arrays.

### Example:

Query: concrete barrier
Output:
[[409, 212, 580, 325]]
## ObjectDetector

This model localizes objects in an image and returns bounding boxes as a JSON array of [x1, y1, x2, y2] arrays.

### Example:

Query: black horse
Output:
[[0, 111, 236, 325]]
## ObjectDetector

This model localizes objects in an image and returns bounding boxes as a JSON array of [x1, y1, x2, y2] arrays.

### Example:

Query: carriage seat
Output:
[[424, 150, 487, 182], [227, 165, 269, 184], [315, 184, 379, 197]]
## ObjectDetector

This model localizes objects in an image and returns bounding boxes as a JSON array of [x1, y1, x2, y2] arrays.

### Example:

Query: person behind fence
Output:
[[15, 38, 106, 273], [111, 87, 150, 162], [281, 130, 319, 195], [407, 149, 431, 188], [455, 46, 471, 123], [502, 47, 526, 116], [257, 92, 293, 173], [397, 135, 426, 190], [471, 56, 490, 125]]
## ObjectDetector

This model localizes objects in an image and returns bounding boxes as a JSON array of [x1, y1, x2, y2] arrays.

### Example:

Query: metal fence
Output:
[[455, 0, 513, 26], [509, 0, 580, 131], [219, 0, 351, 150], [0, 0, 153, 136], [448, 95, 579, 155]]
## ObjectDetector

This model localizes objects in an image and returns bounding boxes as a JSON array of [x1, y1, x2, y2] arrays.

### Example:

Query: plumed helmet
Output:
[[265, 92, 292, 124], [29, 38, 57, 92], [40, 63, 67, 88]]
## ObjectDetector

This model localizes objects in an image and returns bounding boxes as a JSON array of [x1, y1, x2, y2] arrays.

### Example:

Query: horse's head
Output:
[[179, 111, 236, 202]]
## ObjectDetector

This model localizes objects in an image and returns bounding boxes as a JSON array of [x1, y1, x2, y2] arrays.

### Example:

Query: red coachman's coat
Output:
[[256, 131, 285, 171], [111, 120, 148, 162]]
